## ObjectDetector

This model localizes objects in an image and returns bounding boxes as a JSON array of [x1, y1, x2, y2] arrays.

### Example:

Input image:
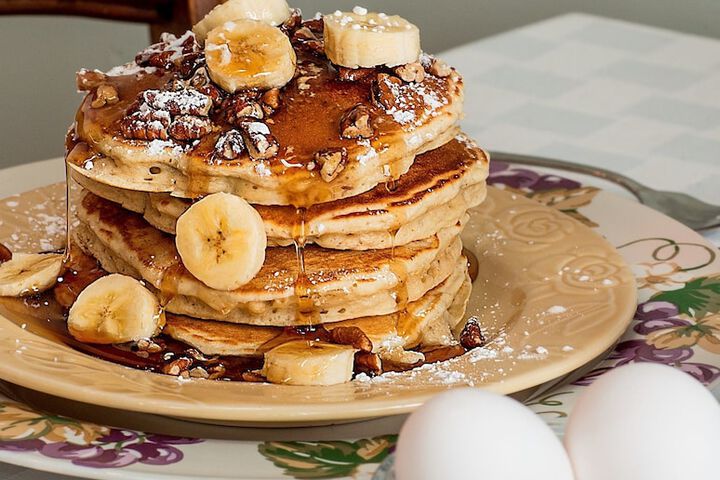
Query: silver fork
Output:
[[490, 151, 720, 231]]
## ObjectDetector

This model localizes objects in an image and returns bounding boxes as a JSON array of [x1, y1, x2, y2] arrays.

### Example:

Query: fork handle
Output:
[[489, 151, 651, 201]]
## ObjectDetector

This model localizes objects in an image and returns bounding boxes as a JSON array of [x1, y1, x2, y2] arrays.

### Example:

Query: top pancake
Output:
[[67, 19, 464, 207]]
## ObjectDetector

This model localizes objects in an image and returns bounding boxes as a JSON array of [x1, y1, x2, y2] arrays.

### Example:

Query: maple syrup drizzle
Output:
[[292, 207, 319, 326]]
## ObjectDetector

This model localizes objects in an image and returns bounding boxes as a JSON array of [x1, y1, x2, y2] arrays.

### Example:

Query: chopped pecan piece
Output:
[[261, 88, 281, 116], [372, 73, 404, 110], [292, 27, 324, 55], [223, 93, 264, 124], [90, 84, 119, 108], [330, 326, 373, 352], [459, 317, 486, 349], [188, 66, 210, 89], [354, 351, 382, 377], [0, 243, 11, 264], [304, 18, 325, 34], [76, 69, 108, 91], [142, 88, 212, 116], [162, 357, 192, 376], [340, 104, 373, 139], [394, 62, 426, 83], [214, 129, 245, 160], [136, 338, 163, 353], [188, 366, 209, 379], [422, 344, 466, 364], [241, 370, 267, 382], [119, 108, 171, 140], [280, 8, 302, 35], [240, 121, 279, 160], [428, 57, 452, 77], [336, 66, 376, 82], [208, 363, 227, 380], [315, 148, 347, 182], [380, 348, 425, 372], [169, 115, 213, 140]]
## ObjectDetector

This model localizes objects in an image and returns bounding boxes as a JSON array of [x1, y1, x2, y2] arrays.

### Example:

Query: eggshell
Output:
[[395, 388, 574, 480], [565, 363, 720, 480]]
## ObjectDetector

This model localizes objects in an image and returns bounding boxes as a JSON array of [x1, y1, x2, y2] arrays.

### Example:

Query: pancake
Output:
[[164, 258, 471, 358], [68, 22, 464, 206], [72, 136, 489, 250], [74, 192, 465, 325]]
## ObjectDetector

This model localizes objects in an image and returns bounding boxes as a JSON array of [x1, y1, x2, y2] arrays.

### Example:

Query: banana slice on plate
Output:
[[324, 9, 421, 68], [193, 0, 292, 42], [205, 19, 297, 92], [262, 340, 357, 386], [175, 192, 266, 291], [68, 274, 165, 344], [0, 253, 63, 297]]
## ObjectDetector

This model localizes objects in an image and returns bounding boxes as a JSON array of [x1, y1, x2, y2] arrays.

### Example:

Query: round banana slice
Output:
[[323, 9, 421, 68], [205, 19, 297, 92], [68, 274, 165, 344], [0, 253, 63, 297], [193, 0, 292, 42], [262, 340, 357, 386], [175, 192, 266, 291]]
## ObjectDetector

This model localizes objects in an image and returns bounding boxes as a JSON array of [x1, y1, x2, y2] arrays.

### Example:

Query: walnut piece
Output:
[[169, 115, 213, 140], [459, 317, 486, 349], [120, 108, 171, 140], [330, 326, 373, 352], [240, 121, 279, 160], [340, 104, 373, 139], [394, 62, 426, 83], [372, 73, 404, 110], [76, 69, 108, 91], [215, 129, 246, 160], [142, 89, 212, 116], [315, 148, 347, 182], [90, 84, 119, 108], [354, 351, 382, 377]]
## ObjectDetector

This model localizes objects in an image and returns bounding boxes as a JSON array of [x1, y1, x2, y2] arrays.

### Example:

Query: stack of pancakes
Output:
[[64, 9, 489, 383]]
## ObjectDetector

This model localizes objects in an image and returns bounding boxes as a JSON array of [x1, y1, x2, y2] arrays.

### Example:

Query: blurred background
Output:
[[1, 0, 719, 169]]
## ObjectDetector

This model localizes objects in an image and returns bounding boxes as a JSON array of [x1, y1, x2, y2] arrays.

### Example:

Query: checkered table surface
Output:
[[0, 12, 718, 479]]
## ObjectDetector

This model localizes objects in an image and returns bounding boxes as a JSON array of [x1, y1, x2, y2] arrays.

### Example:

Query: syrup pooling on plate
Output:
[[0, 2, 491, 386]]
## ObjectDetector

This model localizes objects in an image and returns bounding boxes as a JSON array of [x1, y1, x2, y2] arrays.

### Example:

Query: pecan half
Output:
[[169, 115, 213, 140], [119, 108, 171, 140], [142, 89, 212, 116], [90, 84, 119, 108], [337, 66, 376, 82], [315, 148, 347, 182], [223, 94, 264, 124], [214, 129, 245, 160], [0, 243, 11, 264], [459, 317, 486, 349], [240, 121, 279, 160], [354, 351, 382, 377], [330, 326, 373, 352], [76, 69, 108, 91], [422, 344, 466, 364], [372, 73, 404, 110], [394, 62, 426, 83], [261, 88, 281, 116], [340, 104, 373, 139]]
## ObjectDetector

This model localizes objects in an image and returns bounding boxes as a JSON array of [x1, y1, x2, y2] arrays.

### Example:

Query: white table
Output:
[[0, 13, 718, 479]]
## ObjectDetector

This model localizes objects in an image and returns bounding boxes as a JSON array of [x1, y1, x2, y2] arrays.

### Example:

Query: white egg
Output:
[[395, 388, 574, 480], [565, 363, 720, 480]]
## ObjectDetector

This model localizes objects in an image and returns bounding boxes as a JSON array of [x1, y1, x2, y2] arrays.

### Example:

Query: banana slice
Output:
[[175, 192, 266, 291], [262, 340, 357, 386], [323, 9, 421, 68], [204, 19, 296, 92], [68, 274, 165, 344], [193, 0, 292, 42], [0, 253, 63, 297]]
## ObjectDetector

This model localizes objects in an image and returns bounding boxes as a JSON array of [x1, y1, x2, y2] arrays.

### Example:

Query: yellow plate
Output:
[[0, 184, 636, 425]]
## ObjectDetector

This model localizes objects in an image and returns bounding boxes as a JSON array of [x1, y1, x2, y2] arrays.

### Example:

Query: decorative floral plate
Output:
[[0, 159, 716, 479]]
